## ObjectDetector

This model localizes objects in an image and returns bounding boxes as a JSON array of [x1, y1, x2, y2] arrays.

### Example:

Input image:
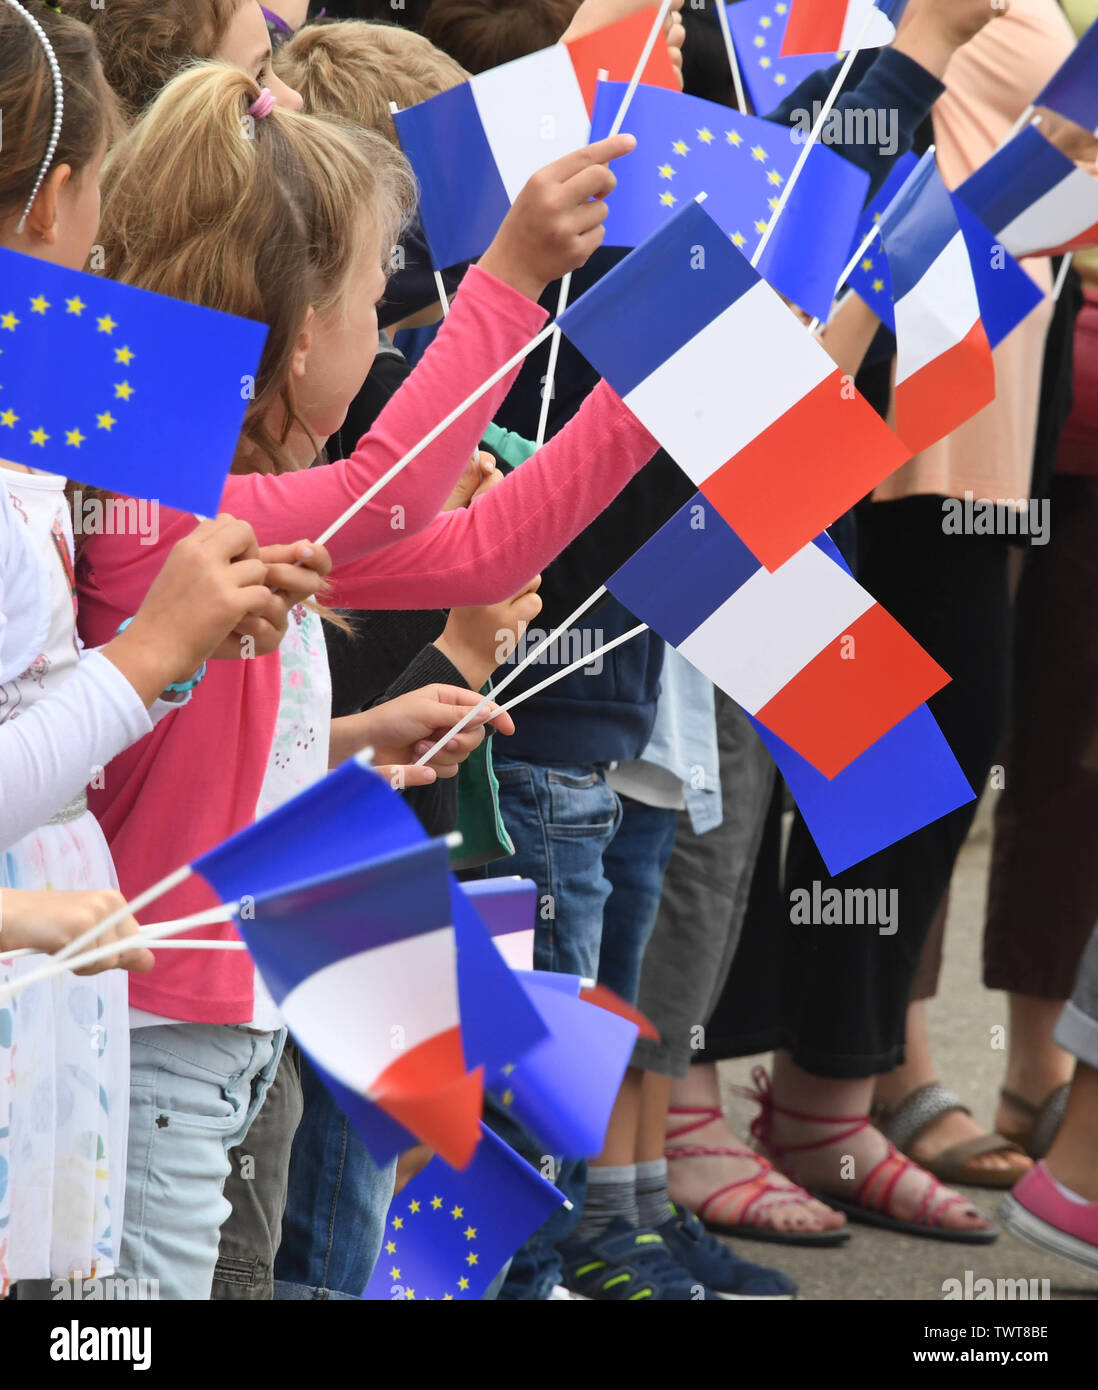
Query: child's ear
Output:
[[23, 164, 72, 245], [290, 306, 316, 379]]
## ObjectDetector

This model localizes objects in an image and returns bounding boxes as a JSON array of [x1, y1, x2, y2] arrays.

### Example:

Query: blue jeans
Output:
[[483, 757, 622, 1300], [597, 796, 679, 1005], [273, 1049, 396, 1300]]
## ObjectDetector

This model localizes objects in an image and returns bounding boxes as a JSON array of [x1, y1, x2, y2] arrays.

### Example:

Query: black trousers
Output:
[[701, 496, 1012, 1077]]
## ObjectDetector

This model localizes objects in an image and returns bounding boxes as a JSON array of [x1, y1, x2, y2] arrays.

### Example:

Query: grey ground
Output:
[[716, 799, 1098, 1302]]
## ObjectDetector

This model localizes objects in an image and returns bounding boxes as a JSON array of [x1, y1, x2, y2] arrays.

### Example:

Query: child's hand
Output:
[[0, 889, 155, 975], [443, 452, 497, 511], [562, 0, 686, 88], [894, 0, 1009, 78], [365, 685, 516, 778], [106, 515, 273, 706], [435, 577, 544, 691], [479, 134, 638, 302], [208, 540, 334, 659]]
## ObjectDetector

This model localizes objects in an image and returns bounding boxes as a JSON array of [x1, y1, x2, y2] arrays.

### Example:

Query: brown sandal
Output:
[[998, 1085, 1070, 1160], [874, 1083, 1030, 1190]]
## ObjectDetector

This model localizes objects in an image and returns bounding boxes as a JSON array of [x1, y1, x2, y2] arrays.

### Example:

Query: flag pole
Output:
[[715, 0, 748, 114], [1053, 252, 1075, 301], [751, 6, 878, 269], [315, 323, 556, 546], [413, 584, 610, 768], [45, 863, 194, 972], [497, 624, 649, 714]]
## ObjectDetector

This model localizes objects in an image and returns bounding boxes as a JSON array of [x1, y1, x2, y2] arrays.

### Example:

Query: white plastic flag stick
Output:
[[315, 323, 556, 546], [1053, 252, 1075, 301], [998, 104, 1035, 152], [497, 624, 649, 714], [136, 940, 247, 951], [0, 900, 237, 1003], [751, 6, 878, 268], [413, 584, 610, 767], [47, 864, 194, 970], [0, 903, 239, 961], [715, 0, 748, 114], [536, 274, 573, 449], [609, 0, 672, 135]]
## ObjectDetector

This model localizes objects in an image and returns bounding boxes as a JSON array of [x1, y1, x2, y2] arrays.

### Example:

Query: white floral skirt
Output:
[[0, 811, 129, 1292]]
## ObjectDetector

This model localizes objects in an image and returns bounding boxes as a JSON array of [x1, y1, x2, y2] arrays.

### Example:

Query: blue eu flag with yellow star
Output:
[[589, 81, 869, 319], [0, 248, 267, 515], [361, 1124, 565, 1300], [843, 150, 917, 330], [725, 0, 836, 115]]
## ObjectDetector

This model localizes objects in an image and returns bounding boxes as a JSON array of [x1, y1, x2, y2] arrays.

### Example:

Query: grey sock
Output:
[[575, 1163, 638, 1239], [636, 1158, 674, 1229]]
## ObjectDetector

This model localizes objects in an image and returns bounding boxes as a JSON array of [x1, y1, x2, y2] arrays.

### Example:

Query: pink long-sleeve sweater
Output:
[[80, 266, 657, 1022]]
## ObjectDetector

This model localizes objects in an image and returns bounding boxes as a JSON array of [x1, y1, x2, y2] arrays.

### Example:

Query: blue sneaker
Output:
[[558, 1217, 719, 1301], [656, 1204, 797, 1299]]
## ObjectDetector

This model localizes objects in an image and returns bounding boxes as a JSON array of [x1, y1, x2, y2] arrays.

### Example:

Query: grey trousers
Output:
[[1055, 923, 1098, 1070], [632, 691, 775, 1078]]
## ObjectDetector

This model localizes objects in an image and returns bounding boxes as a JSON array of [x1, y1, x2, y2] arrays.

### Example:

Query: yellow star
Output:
[[96, 411, 116, 431], [774, 73, 787, 85], [1, 312, 19, 331], [29, 295, 50, 315], [464, 1226, 477, 1241], [114, 380, 134, 401], [29, 426, 48, 446], [409, 1200, 421, 1214], [862, 258, 874, 272], [697, 127, 714, 144], [659, 191, 677, 208], [767, 169, 784, 186], [501, 1088, 515, 1106], [442, 1293, 453, 1301], [731, 231, 747, 248], [430, 1196, 443, 1210], [389, 1267, 400, 1280], [872, 279, 885, 293], [114, 345, 135, 366], [768, 196, 780, 210], [760, 56, 772, 69], [65, 427, 85, 448], [760, 14, 772, 26], [450, 1206, 464, 1220], [457, 1277, 469, 1292], [754, 35, 766, 48], [405, 1289, 415, 1301], [751, 145, 768, 163], [465, 1252, 478, 1266], [391, 1215, 403, 1230], [672, 139, 689, 156], [873, 212, 883, 223], [96, 314, 117, 334], [726, 129, 743, 147], [385, 1241, 396, 1255], [776, 3, 788, 13], [65, 295, 85, 316], [0, 409, 17, 427], [500, 1064, 515, 1077], [658, 163, 675, 180], [755, 219, 770, 235]]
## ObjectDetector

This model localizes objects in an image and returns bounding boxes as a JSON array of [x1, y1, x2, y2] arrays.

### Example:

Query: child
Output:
[[0, 2, 330, 1294]]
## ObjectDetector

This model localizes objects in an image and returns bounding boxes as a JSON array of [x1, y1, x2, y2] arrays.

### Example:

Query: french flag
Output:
[[1036, 17, 1098, 136], [608, 495, 949, 778], [461, 877, 537, 971], [557, 198, 909, 571], [241, 838, 483, 1169], [780, 0, 898, 57], [877, 152, 995, 455], [957, 124, 1098, 261]]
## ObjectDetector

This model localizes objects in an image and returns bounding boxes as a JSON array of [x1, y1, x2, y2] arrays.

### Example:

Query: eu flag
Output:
[[725, 0, 837, 115], [0, 248, 267, 515], [361, 1124, 565, 1300], [844, 150, 918, 330]]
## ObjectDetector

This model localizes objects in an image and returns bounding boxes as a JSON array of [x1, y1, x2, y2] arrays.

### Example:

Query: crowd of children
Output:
[[2, 0, 1097, 1304]]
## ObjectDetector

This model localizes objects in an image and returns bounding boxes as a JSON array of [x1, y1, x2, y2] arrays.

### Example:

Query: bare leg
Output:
[[996, 993, 1076, 1141]]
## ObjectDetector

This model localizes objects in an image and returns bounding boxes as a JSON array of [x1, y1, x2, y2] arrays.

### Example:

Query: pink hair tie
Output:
[[249, 87, 276, 119]]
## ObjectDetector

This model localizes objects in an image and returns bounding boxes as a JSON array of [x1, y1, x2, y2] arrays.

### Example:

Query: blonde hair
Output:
[[98, 62, 415, 475], [275, 19, 468, 145]]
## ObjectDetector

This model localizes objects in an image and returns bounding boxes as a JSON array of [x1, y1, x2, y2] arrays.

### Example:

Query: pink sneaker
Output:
[[1001, 1162, 1098, 1277]]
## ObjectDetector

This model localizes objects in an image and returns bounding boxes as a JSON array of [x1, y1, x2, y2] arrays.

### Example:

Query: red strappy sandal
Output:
[[666, 1105, 850, 1247], [736, 1067, 998, 1245]]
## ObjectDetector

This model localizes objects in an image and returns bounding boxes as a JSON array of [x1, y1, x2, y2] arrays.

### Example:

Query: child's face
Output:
[[290, 222, 388, 457], [216, 0, 303, 110], [2, 143, 106, 272]]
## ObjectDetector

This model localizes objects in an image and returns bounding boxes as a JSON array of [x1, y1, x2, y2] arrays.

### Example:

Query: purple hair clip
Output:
[[249, 87, 276, 119]]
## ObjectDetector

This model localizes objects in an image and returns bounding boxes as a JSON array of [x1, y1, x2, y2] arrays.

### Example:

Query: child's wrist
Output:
[[432, 635, 495, 692], [103, 623, 187, 709], [476, 249, 547, 305]]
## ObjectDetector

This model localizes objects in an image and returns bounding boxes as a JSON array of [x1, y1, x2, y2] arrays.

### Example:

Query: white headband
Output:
[[6, 0, 65, 234]]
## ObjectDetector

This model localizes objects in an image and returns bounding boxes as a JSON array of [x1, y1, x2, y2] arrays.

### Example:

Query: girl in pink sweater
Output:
[[76, 65, 658, 1292]]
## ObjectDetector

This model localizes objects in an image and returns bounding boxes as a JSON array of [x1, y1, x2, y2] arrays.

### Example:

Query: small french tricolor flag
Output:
[[1035, 17, 1098, 136], [608, 495, 949, 778], [957, 124, 1098, 261], [877, 152, 995, 456], [780, 0, 897, 57], [460, 877, 537, 971], [241, 837, 483, 1169], [557, 198, 908, 571]]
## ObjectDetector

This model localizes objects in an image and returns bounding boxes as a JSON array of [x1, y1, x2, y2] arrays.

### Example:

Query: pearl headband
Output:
[[5, 0, 65, 235]]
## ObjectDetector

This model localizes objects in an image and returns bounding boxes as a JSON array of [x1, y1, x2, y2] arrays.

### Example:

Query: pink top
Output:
[[80, 266, 657, 1022]]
